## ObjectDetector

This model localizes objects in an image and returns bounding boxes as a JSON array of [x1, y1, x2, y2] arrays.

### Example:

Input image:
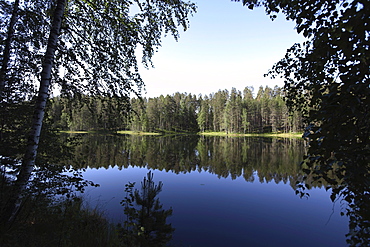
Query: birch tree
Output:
[[0, 0, 19, 99], [2, 0, 196, 226], [3, 0, 67, 226], [0, 0, 51, 103]]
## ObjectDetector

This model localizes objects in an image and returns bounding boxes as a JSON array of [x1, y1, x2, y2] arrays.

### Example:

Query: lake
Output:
[[68, 134, 348, 246]]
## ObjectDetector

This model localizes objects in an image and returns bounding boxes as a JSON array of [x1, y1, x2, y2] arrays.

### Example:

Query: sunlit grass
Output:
[[60, 130, 303, 138], [260, 132, 303, 138], [199, 132, 303, 138], [59, 130, 89, 134], [117, 130, 161, 136]]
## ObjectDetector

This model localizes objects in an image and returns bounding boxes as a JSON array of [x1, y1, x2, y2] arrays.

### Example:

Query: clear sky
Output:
[[139, 0, 305, 98]]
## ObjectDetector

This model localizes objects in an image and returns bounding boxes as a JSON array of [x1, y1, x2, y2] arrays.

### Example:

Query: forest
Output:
[[48, 85, 303, 134], [1, 0, 369, 245]]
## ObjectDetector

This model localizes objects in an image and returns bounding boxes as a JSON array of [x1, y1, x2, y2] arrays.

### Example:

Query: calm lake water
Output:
[[69, 134, 348, 247]]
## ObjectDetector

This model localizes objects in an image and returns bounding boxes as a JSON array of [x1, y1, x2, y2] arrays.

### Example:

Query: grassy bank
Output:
[[59, 130, 114, 134], [199, 132, 303, 138], [117, 130, 198, 136], [60, 130, 303, 138], [117, 130, 303, 138], [116, 130, 161, 135], [59, 130, 90, 134], [59, 130, 161, 135]]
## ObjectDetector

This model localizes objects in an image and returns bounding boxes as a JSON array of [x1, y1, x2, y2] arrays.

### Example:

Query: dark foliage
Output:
[[233, 0, 370, 245]]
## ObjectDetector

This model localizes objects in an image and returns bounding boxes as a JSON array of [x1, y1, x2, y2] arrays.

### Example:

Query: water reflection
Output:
[[298, 157, 370, 245], [70, 134, 306, 188], [118, 171, 174, 247], [63, 134, 369, 246]]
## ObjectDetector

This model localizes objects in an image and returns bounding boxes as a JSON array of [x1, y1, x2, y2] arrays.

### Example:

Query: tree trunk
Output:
[[0, 0, 20, 99], [4, 0, 67, 226]]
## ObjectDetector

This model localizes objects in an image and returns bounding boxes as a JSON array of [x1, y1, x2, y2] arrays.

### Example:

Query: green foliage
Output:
[[53, 0, 196, 99], [0, 99, 95, 197], [1, 0, 196, 226], [0, 0, 48, 103], [233, 0, 370, 245], [0, 123, 100, 231], [119, 171, 174, 247], [1, 0, 197, 102], [1, 0, 197, 167], [0, 196, 120, 247], [47, 96, 130, 131], [48, 86, 304, 134]]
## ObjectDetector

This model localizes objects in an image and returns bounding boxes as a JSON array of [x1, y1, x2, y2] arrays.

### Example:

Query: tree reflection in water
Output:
[[118, 171, 174, 247], [65, 134, 369, 245], [298, 156, 370, 246]]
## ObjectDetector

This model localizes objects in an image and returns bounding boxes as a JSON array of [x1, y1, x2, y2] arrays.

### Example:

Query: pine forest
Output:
[[48, 85, 303, 134]]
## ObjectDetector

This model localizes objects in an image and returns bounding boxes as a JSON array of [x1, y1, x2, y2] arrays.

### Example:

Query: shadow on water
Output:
[[296, 148, 370, 245]]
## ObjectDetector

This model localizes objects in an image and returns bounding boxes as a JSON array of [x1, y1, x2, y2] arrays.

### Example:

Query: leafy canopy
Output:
[[233, 0, 369, 245], [232, 0, 369, 184], [1, 0, 197, 101]]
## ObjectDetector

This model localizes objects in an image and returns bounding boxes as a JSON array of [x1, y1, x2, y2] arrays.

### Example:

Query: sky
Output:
[[138, 0, 306, 98]]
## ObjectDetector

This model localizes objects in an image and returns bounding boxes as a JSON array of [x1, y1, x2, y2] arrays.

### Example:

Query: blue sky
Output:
[[139, 0, 305, 98]]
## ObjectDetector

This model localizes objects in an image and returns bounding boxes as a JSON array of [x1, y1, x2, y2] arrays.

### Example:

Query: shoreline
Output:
[[198, 132, 303, 138], [59, 130, 303, 138]]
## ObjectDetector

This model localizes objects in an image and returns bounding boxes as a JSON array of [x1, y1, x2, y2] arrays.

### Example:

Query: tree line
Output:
[[1, 0, 196, 228], [48, 86, 303, 134], [2, 0, 368, 243]]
